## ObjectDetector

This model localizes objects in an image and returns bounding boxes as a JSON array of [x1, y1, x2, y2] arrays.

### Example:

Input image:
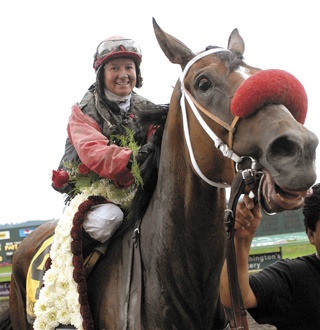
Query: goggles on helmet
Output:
[[93, 37, 142, 71]]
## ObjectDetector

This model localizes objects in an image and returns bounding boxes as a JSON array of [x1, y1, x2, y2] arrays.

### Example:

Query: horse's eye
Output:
[[198, 78, 212, 91]]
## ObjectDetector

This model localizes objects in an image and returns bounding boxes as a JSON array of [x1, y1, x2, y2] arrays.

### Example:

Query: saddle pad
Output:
[[26, 234, 54, 322]]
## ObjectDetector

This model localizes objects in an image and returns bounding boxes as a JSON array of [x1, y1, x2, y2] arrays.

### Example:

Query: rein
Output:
[[224, 163, 263, 330]]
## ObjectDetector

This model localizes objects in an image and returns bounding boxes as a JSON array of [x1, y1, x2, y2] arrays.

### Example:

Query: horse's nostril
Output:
[[270, 136, 297, 159]]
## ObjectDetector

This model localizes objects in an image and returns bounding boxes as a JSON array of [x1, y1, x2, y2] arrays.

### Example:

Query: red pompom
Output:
[[230, 69, 307, 124]]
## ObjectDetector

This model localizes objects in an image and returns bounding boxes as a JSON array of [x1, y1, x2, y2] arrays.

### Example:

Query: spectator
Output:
[[220, 184, 320, 330]]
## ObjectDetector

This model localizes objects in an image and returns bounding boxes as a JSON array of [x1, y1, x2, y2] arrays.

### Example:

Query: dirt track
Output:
[[0, 298, 9, 314]]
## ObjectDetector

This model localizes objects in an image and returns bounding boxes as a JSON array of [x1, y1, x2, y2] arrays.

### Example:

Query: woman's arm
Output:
[[220, 194, 262, 309], [67, 104, 134, 187]]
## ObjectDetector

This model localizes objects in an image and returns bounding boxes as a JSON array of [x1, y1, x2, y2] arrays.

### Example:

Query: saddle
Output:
[[26, 234, 54, 324]]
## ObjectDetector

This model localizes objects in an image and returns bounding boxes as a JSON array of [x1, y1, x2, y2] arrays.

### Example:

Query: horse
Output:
[[1, 18, 318, 330]]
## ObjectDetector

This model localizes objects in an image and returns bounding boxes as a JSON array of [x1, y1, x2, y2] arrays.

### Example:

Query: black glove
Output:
[[126, 127, 164, 170], [137, 143, 153, 164], [126, 141, 155, 170]]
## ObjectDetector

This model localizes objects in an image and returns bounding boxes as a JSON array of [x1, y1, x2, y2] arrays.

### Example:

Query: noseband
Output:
[[180, 48, 243, 188]]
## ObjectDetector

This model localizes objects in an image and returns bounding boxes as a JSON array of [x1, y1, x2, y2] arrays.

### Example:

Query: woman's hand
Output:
[[234, 194, 262, 239]]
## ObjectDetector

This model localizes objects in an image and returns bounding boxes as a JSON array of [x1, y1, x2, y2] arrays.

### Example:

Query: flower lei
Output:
[[34, 130, 143, 329], [33, 193, 90, 330], [54, 161, 139, 209]]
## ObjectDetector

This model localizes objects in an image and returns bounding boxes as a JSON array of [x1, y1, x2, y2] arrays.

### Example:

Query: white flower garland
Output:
[[34, 165, 138, 329], [33, 193, 89, 330], [80, 177, 137, 209]]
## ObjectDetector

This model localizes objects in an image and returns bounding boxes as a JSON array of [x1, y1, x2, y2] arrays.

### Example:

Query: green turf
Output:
[[0, 265, 12, 283], [281, 244, 315, 259], [0, 244, 316, 283], [250, 243, 315, 259]]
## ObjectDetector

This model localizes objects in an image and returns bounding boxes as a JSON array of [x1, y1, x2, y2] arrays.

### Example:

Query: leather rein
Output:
[[180, 48, 263, 330], [224, 165, 262, 330]]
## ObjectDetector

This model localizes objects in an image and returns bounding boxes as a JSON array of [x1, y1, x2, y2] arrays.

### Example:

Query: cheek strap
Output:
[[230, 69, 308, 124]]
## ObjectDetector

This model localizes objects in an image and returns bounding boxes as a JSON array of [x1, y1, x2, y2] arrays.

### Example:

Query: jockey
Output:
[[52, 36, 164, 260]]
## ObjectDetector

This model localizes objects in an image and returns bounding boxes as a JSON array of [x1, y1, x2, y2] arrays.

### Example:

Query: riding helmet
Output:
[[93, 36, 143, 88]]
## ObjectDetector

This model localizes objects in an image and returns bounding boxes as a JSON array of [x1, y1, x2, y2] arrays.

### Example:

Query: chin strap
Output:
[[224, 164, 263, 330]]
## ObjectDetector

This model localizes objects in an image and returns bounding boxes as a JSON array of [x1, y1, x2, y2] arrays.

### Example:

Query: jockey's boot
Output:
[[82, 230, 100, 260], [84, 242, 109, 278], [82, 230, 109, 278]]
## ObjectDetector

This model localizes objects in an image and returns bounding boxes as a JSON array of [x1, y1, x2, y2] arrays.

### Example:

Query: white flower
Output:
[[33, 318, 50, 330], [56, 279, 70, 296], [70, 310, 84, 329], [33, 170, 137, 329], [33, 196, 85, 330], [42, 269, 56, 287], [56, 309, 71, 326], [33, 301, 47, 315], [52, 294, 65, 310]]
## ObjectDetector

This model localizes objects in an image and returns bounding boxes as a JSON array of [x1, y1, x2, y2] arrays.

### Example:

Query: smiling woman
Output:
[[49, 34, 166, 263], [103, 58, 137, 97], [3, 32, 169, 330]]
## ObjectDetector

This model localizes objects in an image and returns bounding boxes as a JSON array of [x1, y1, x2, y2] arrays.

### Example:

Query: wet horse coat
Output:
[[2, 19, 318, 330]]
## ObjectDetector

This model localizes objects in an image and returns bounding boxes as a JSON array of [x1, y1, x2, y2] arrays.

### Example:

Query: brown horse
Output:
[[1, 18, 318, 330]]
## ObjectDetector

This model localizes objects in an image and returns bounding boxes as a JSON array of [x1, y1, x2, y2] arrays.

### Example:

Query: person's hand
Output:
[[126, 143, 152, 170], [127, 136, 158, 169], [234, 194, 262, 239], [135, 143, 152, 165]]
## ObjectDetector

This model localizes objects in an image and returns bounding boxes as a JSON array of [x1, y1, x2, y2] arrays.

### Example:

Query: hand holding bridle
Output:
[[234, 194, 262, 239]]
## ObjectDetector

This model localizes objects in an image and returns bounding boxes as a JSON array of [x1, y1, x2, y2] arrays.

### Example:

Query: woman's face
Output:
[[103, 58, 136, 97]]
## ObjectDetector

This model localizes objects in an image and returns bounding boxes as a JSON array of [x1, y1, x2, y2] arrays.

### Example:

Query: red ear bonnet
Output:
[[230, 69, 307, 124]]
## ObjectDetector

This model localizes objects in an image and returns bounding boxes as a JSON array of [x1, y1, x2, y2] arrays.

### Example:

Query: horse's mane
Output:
[[116, 103, 169, 235]]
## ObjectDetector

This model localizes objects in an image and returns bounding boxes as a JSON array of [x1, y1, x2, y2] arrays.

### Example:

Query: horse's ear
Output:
[[152, 17, 195, 70], [227, 28, 245, 55]]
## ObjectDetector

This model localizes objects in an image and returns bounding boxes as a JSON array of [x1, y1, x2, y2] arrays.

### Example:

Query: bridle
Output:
[[180, 48, 263, 330], [185, 90, 241, 150], [179, 47, 243, 188]]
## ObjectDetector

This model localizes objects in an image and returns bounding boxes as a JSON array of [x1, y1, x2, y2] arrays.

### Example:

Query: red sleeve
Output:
[[67, 104, 134, 187], [146, 124, 159, 140]]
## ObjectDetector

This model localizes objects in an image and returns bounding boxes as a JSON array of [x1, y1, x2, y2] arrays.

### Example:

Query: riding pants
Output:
[[82, 203, 124, 243]]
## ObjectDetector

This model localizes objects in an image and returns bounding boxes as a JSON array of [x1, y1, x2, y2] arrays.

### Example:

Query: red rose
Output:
[[52, 169, 69, 188], [78, 163, 90, 174]]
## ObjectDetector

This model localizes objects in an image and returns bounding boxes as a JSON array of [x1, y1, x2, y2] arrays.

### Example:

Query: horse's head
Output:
[[153, 18, 318, 214]]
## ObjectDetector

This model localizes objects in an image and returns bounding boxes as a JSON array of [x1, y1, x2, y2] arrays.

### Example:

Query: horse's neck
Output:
[[156, 108, 225, 214], [140, 133, 227, 323], [146, 124, 227, 247]]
